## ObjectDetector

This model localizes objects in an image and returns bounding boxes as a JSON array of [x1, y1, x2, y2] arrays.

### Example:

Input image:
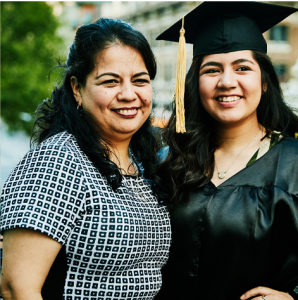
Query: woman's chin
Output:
[[213, 115, 245, 126], [212, 111, 257, 127]]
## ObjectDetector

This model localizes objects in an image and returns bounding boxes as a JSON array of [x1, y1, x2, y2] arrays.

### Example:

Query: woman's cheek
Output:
[[143, 98, 152, 105], [141, 87, 153, 106]]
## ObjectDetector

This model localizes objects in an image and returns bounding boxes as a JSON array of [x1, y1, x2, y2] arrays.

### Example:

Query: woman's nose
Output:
[[217, 70, 237, 89], [117, 82, 137, 101]]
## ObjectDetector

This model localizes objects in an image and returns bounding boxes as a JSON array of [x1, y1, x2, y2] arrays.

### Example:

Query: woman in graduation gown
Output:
[[154, 2, 298, 300]]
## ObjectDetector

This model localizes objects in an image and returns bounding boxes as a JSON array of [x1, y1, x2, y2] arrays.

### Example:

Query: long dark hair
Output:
[[155, 50, 298, 205], [32, 18, 158, 190]]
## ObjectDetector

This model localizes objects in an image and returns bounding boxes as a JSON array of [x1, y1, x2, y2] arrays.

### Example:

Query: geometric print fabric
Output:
[[1, 131, 171, 300]]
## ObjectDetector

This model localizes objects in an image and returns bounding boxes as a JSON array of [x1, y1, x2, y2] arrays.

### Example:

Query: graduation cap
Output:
[[156, 1, 298, 133]]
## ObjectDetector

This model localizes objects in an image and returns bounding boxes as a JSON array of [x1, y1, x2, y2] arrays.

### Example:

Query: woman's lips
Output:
[[217, 96, 241, 102], [112, 108, 139, 118], [216, 96, 242, 108]]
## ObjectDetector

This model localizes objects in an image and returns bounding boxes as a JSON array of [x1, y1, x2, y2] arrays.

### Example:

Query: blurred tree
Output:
[[1, 2, 65, 135]]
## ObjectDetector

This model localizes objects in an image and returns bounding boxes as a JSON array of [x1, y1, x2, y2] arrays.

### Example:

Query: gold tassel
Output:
[[175, 17, 186, 133]]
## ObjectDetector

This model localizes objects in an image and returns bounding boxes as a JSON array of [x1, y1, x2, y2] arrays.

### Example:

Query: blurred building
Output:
[[264, 1, 298, 110], [59, 1, 298, 117], [265, 2, 298, 83]]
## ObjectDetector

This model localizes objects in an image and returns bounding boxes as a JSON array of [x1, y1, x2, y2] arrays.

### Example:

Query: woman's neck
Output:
[[211, 117, 266, 186], [214, 117, 263, 151]]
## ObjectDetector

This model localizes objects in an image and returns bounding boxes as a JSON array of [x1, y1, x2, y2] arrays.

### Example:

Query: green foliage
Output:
[[1, 2, 64, 135]]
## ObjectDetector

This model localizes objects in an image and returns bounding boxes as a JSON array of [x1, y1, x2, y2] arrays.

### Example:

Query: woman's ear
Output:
[[70, 76, 82, 107]]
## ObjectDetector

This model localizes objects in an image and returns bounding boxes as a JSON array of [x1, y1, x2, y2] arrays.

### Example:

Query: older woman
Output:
[[1, 18, 171, 300], [155, 2, 298, 300]]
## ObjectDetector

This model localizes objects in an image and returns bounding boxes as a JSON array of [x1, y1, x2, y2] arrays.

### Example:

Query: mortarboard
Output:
[[156, 1, 298, 133]]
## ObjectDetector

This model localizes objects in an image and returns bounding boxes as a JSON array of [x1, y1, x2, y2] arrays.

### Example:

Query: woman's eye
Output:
[[237, 66, 250, 71], [205, 69, 219, 74], [103, 79, 118, 84], [134, 79, 150, 84], [99, 79, 119, 85]]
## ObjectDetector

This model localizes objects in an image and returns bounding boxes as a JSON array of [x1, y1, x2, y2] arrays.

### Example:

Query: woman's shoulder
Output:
[[38, 131, 78, 152], [275, 135, 298, 166], [31, 131, 88, 163], [279, 135, 298, 150], [2, 131, 88, 191], [1, 131, 87, 244], [255, 133, 298, 162]]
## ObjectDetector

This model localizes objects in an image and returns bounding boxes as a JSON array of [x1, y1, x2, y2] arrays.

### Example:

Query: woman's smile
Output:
[[216, 95, 242, 102], [215, 94, 242, 108], [112, 107, 140, 118]]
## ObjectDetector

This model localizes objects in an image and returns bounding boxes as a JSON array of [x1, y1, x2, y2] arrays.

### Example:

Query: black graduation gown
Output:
[[155, 137, 298, 300]]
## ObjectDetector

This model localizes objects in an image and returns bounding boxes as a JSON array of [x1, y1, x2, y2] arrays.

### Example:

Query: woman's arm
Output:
[[1, 228, 62, 300]]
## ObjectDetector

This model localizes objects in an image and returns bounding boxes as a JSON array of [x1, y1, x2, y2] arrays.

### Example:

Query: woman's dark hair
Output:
[[32, 18, 158, 190], [155, 50, 298, 205]]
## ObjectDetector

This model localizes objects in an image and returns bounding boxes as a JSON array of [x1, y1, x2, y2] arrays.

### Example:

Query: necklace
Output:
[[122, 150, 147, 202], [215, 128, 261, 179], [120, 150, 138, 176]]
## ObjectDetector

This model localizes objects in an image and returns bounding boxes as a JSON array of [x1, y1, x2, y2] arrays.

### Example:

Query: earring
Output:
[[77, 103, 83, 116], [263, 89, 266, 93]]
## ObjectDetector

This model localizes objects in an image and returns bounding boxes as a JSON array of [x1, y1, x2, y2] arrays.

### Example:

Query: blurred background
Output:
[[1, 1, 298, 190]]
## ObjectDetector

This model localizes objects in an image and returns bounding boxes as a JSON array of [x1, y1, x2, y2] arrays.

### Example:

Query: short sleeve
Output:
[[1, 144, 86, 245]]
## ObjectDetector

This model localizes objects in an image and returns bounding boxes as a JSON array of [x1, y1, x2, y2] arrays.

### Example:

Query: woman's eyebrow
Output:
[[95, 72, 149, 79], [200, 61, 222, 70], [232, 58, 255, 65], [96, 72, 119, 79], [200, 58, 255, 70], [132, 72, 150, 78]]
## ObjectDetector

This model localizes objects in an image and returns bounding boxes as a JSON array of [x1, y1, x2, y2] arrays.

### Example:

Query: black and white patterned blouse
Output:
[[1, 131, 171, 300]]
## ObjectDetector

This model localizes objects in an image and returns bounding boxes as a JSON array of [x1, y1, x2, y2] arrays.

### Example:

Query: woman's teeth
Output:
[[115, 109, 137, 114], [217, 96, 241, 102]]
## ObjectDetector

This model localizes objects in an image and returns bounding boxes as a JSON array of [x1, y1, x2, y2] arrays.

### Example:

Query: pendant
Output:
[[218, 172, 226, 179]]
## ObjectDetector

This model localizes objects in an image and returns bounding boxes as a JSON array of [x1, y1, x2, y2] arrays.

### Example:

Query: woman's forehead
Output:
[[91, 45, 147, 75], [201, 50, 255, 64]]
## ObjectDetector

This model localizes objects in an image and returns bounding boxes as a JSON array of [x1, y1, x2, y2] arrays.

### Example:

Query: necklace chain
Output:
[[122, 150, 147, 202], [215, 128, 261, 179], [120, 150, 139, 176]]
